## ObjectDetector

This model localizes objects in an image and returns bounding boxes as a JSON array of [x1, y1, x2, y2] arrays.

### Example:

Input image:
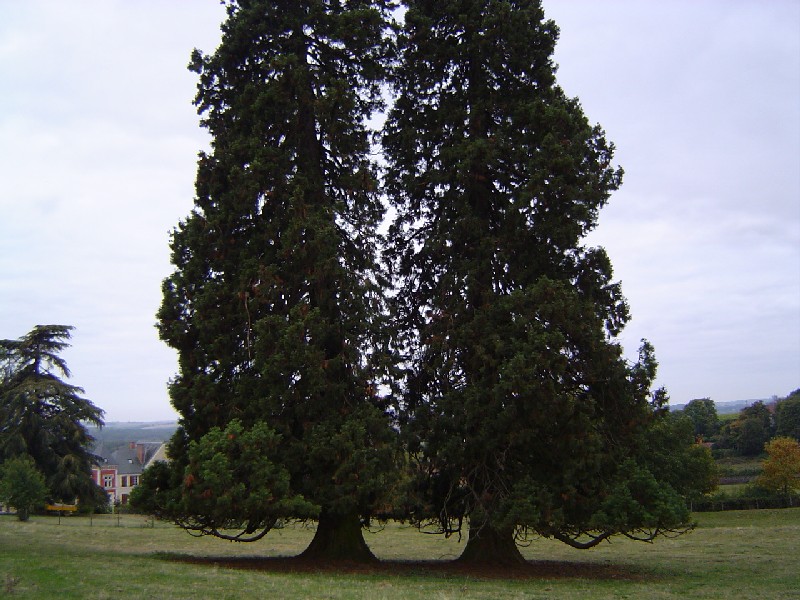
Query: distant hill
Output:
[[669, 399, 771, 415], [87, 422, 177, 459], [88, 421, 176, 442]]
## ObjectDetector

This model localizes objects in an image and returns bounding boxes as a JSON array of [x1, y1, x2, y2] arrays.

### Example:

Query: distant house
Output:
[[91, 442, 166, 505]]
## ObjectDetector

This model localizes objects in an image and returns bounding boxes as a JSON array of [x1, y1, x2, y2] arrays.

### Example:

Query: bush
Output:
[[712, 448, 736, 460], [692, 485, 799, 512], [0, 456, 48, 521], [757, 437, 800, 499]]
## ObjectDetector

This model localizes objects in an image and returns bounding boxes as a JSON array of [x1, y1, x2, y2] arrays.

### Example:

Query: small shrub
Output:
[[0, 456, 48, 522]]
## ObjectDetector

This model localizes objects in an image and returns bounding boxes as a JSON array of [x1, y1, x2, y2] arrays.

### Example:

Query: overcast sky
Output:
[[1, 1, 798, 422]]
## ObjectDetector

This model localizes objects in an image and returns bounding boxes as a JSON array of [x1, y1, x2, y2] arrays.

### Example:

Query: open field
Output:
[[716, 455, 764, 478], [716, 482, 750, 496], [1, 509, 798, 599]]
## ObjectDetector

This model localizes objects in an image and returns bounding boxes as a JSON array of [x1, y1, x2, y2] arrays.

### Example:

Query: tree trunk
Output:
[[299, 510, 377, 563], [458, 522, 527, 566]]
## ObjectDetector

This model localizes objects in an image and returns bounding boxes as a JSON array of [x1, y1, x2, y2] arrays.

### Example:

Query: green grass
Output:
[[716, 483, 749, 496], [717, 413, 740, 422], [1, 510, 798, 599], [715, 455, 764, 478]]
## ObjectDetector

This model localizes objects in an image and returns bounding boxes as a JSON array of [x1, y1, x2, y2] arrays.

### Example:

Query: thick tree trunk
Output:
[[299, 510, 377, 563], [458, 522, 527, 566]]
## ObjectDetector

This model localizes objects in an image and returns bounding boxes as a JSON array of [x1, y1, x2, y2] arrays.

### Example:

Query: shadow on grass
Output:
[[153, 552, 653, 582]]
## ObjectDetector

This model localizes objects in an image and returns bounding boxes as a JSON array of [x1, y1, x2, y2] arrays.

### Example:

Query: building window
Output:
[[130, 475, 139, 486], [121, 476, 128, 487], [103, 475, 113, 488]]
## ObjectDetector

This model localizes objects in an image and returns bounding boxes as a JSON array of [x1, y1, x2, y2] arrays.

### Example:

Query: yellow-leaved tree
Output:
[[757, 437, 800, 504]]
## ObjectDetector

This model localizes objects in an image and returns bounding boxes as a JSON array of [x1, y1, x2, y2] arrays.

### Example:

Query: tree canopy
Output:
[[641, 411, 718, 505], [0, 325, 107, 506], [682, 398, 719, 439], [775, 390, 800, 441], [727, 400, 774, 456], [136, 0, 397, 561], [132, 0, 712, 565], [0, 455, 48, 521], [382, 0, 693, 564], [0, 325, 105, 508], [756, 437, 800, 501]]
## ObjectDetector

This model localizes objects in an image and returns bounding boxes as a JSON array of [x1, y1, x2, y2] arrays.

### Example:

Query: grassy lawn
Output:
[[0, 509, 798, 599], [716, 482, 749, 496], [715, 455, 764, 479]]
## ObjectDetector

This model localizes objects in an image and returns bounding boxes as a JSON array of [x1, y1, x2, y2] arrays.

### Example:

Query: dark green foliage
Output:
[[0, 455, 48, 521], [735, 419, 770, 456], [775, 390, 800, 441], [0, 326, 106, 508], [641, 411, 718, 504], [714, 396, 797, 456], [146, 0, 396, 556], [719, 400, 775, 456], [132, 420, 316, 539], [740, 401, 774, 433], [383, 0, 692, 559], [587, 458, 689, 535], [681, 398, 720, 439]]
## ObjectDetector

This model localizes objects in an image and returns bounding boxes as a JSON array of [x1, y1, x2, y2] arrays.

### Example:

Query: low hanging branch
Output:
[[176, 516, 276, 543], [553, 530, 615, 550], [552, 523, 693, 550]]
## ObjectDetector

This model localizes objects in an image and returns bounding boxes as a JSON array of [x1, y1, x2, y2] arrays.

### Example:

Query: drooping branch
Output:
[[552, 530, 614, 549], [175, 516, 278, 543], [623, 525, 694, 542], [551, 523, 694, 549]]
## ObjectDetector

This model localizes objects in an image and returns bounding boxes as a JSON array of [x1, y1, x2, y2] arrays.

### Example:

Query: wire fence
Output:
[[38, 512, 160, 528]]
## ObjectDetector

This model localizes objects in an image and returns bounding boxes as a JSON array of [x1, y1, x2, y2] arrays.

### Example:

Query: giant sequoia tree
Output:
[[383, 0, 693, 564], [142, 0, 395, 561], [0, 325, 105, 507]]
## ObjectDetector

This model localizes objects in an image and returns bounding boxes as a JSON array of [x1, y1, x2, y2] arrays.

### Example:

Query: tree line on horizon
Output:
[[679, 391, 800, 457]]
